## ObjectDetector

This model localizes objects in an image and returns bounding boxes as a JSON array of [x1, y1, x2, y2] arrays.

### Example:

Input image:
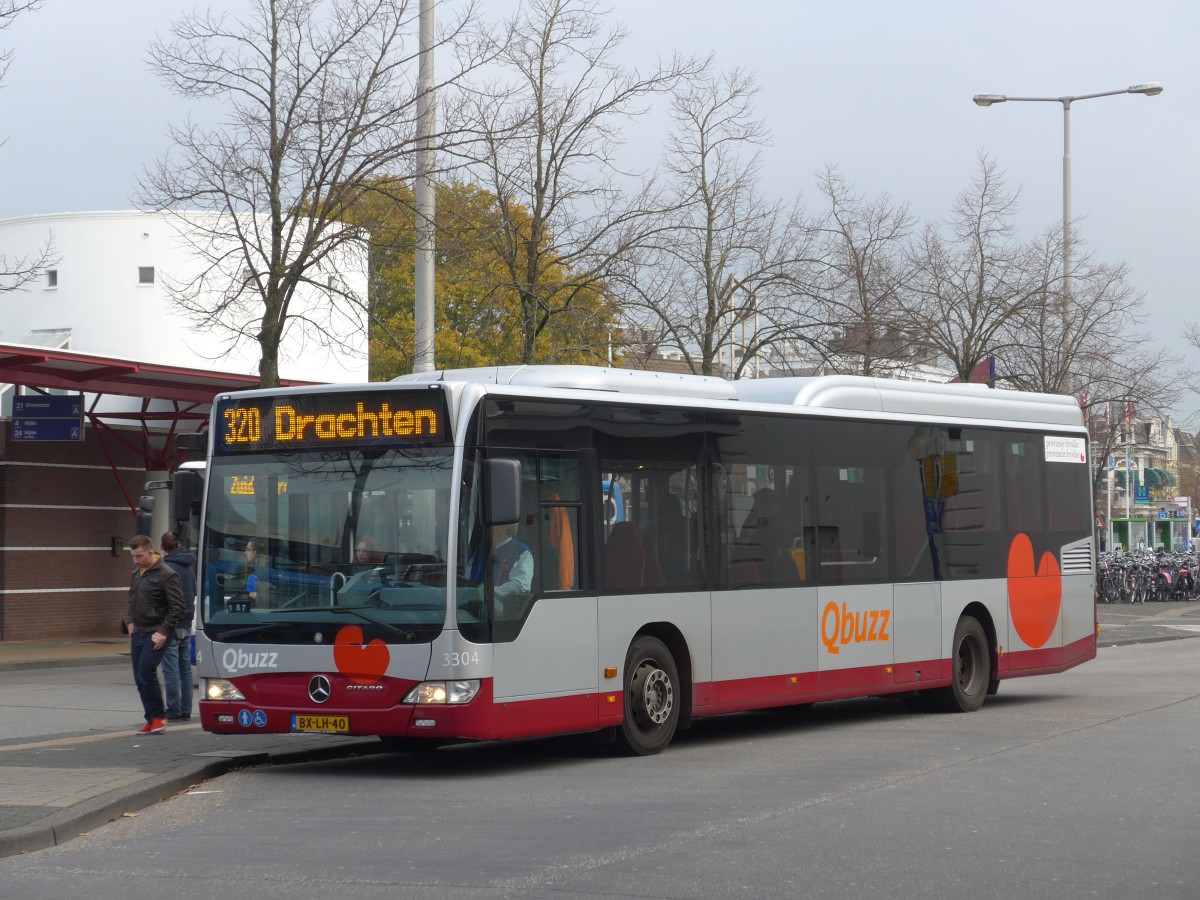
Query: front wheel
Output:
[[613, 636, 681, 756], [935, 616, 990, 712]]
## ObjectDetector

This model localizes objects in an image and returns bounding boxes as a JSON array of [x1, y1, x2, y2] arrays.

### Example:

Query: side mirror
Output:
[[135, 495, 155, 537], [171, 469, 204, 529], [483, 458, 521, 526], [175, 432, 206, 453]]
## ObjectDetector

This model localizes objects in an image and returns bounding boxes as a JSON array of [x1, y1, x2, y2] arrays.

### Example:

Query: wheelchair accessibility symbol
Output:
[[238, 709, 268, 728]]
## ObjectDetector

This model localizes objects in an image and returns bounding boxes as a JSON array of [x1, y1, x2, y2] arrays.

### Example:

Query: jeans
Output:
[[160, 627, 194, 718], [130, 631, 166, 722]]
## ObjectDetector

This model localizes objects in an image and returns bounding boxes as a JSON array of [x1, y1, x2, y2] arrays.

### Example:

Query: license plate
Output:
[[291, 714, 350, 734]]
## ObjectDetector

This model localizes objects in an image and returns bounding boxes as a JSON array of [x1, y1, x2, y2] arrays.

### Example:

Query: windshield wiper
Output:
[[216, 621, 307, 641], [284, 605, 416, 640]]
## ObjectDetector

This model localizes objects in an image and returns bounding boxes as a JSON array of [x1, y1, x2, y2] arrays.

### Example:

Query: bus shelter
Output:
[[0, 341, 315, 641]]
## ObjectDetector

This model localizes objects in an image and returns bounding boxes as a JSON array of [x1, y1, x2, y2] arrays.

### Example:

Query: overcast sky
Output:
[[3, 1, 1196, 411]]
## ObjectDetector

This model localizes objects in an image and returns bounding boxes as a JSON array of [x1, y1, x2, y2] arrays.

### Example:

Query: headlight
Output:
[[205, 679, 245, 701], [403, 680, 480, 705]]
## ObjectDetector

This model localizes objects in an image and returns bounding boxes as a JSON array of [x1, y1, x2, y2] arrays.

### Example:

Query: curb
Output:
[[0, 655, 128, 673], [0, 739, 380, 858], [0, 758, 235, 858]]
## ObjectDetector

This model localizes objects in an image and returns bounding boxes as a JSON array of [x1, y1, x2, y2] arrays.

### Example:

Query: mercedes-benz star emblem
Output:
[[308, 674, 331, 704]]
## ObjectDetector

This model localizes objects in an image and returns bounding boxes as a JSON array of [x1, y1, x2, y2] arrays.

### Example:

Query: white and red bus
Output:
[[195, 366, 1096, 754]]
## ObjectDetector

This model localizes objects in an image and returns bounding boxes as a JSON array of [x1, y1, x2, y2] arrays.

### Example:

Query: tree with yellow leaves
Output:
[[347, 178, 619, 380]]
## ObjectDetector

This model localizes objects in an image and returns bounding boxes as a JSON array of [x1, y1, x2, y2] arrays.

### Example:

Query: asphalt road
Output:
[[1096, 598, 1200, 646], [1, 617, 1197, 900]]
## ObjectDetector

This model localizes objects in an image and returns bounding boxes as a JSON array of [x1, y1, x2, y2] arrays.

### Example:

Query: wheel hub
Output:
[[637, 665, 673, 725]]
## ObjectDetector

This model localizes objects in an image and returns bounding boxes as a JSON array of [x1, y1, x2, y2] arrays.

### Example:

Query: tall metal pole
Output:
[[1061, 99, 1072, 346], [1106, 463, 1113, 552], [413, 0, 436, 374]]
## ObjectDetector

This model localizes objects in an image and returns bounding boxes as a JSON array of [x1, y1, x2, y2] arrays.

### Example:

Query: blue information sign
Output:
[[1135, 485, 1151, 504], [10, 393, 84, 441], [11, 418, 83, 441], [13, 395, 83, 418]]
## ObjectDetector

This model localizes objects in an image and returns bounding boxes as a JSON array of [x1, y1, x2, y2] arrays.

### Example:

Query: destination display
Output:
[[215, 391, 449, 454]]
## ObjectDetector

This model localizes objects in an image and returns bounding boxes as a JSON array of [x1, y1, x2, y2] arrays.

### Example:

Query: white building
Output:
[[0, 211, 371, 640], [0, 210, 368, 386]]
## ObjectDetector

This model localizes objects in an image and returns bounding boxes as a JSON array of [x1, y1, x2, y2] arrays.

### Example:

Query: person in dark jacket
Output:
[[160, 531, 197, 721], [127, 534, 185, 734]]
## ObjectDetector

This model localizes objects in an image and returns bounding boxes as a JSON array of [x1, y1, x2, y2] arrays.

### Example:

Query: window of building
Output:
[[45, 269, 58, 288], [138, 266, 155, 285]]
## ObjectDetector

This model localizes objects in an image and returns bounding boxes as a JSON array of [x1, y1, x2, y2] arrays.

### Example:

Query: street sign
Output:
[[10, 393, 84, 442], [1107, 456, 1116, 472], [12, 395, 83, 418], [10, 418, 83, 441], [1135, 485, 1150, 504]]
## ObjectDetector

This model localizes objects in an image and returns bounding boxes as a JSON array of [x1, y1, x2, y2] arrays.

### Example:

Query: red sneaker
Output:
[[135, 718, 167, 735]]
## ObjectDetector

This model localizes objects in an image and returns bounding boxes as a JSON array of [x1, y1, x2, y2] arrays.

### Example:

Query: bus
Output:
[[195, 366, 1096, 755]]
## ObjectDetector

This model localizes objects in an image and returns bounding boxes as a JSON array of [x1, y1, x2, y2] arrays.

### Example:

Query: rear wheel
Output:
[[613, 636, 681, 756], [935, 616, 990, 712]]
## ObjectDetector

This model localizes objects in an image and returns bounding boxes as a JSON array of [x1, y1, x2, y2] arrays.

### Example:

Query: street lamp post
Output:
[[726, 275, 759, 379], [972, 83, 1162, 347], [413, 0, 437, 374]]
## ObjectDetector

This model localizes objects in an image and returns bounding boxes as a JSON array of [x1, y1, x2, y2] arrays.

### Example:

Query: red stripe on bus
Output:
[[203, 632, 1098, 742]]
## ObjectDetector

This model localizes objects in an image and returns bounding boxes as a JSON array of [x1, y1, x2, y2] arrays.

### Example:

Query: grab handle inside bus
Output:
[[484, 458, 522, 526]]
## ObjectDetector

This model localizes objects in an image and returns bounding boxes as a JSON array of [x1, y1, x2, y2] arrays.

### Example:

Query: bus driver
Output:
[[491, 522, 533, 614]]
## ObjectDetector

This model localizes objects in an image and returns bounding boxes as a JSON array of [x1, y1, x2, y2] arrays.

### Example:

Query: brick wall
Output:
[[1, 426, 148, 641]]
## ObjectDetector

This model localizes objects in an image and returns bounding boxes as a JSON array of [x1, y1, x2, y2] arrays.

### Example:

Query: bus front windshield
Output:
[[201, 448, 456, 643]]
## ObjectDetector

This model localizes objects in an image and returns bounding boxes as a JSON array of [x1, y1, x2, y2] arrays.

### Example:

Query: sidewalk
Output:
[[0, 638, 378, 858], [0, 636, 131, 671]]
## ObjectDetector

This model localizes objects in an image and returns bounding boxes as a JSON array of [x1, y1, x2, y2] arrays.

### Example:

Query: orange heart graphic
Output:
[[1007, 533, 1061, 649], [333, 625, 390, 684]]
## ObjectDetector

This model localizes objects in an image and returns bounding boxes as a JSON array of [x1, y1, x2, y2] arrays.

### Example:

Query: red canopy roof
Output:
[[0, 342, 316, 403]]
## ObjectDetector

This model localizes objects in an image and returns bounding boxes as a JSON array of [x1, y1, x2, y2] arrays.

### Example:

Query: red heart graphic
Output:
[[1007, 533, 1061, 649], [333, 625, 390, 684]]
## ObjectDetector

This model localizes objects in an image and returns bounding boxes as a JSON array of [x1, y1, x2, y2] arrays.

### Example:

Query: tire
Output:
[[934, 616, 990, 712], [613, 636, 681, 756]]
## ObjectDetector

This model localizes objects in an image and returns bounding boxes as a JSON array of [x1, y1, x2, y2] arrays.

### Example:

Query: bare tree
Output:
[[138, 0, 483, 386], [904, 153, 1043, 383], [0, 0, 42, 87], [0, 236, 54, 295], [462, 0, 704, 365], [0, 1, 54, 295], [618, 66, 815, 377], [807, 166, 916, 377], [1002, 226, 1175, 395], [1181, 325, 1200, 409]]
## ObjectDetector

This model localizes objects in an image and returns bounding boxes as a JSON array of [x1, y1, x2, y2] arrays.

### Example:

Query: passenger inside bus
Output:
[[355, 538, 385, 565], [244, 540, 259, 602]]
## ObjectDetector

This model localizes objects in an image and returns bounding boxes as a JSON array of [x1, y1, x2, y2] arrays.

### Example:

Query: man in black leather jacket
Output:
[[126, 534, 186, 734]]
